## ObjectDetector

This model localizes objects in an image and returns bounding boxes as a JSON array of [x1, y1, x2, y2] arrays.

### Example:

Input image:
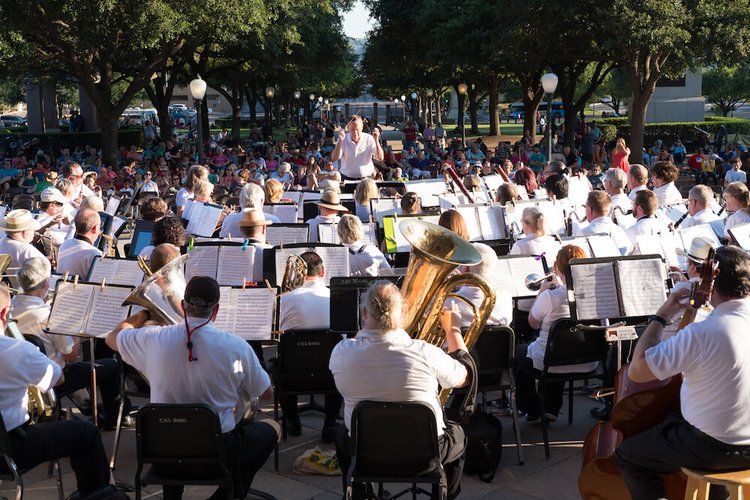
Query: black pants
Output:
[[335, 422, 466, 500], [7, 420, 110, 496], [59, 359, 129, 428], [162, 420, 278, 500], [512, 344, 564, 418], [280, 393, 342, 428], [616, 413, 750, 500]]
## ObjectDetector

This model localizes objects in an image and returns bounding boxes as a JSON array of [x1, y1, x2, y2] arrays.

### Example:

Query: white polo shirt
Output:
[[338, 133, 378, 179], [680, 208, 721, 230], [279, 279, 330, 331], [344, 243, 393, 277], [0, 236, 51, 275], [11, 294, 74, 368], [646, 298, 750, 445], [56, 237, 102, 278], [725, 210, 750, 238], [0, 334, 61, 431], [117, 319, 271, 433], [654, 182, 683, 207], [627, 185, 648, 202], [445, 285, 512, 329], [577, 215, 633, 255], [330, 328, 467, 435]]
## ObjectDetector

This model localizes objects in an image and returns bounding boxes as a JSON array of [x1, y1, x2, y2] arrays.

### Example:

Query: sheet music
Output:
[[438, 194, 462, 210], [455, 206, 483, 241], [317, 223, 340, 244], [88, 258, 144, 287], [87, 286, 133, 337], [47, 282, 92, 334], [677, 224, 721, 252], [216, 246, 255, 286], [110, 215, 127, 236], [213, 287, 236, 332], [264, 204, 298, 223], [587, 235, 622, 258], [281, 191, 303, 204], [363, 222, 378, 246], [315, 246, 350, 284], [537, 200, 566, 235], [48, 274, 63, 292], [561, 236, 593, 257], [570, 262, 621, 320], [265, 225, 309, 246], [658, 204, 688, 225], [490, 256, 546, 297], [370, 198, 401, 224], [105, 196, 120, 216], [476, 205, 506, 239], [729, 222, 750, 250], [407, 179, 448, 207], [232, 288, 276, 340], [567, 175, 591, 206], [182, 199, 195, 220], [186, 203, 223, 237], [185, 246, 220, 281], [482, 174, 504, 193], [617, 258, 667, 317]]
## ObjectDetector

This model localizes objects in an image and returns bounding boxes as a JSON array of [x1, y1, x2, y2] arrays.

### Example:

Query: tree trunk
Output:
[[467, 86, 479, 134], [145, 73, 175, 141], [488, 74, 500, 136], [284, 97, 291, 127], [231, 100, 241, 140], [99, 110, 119, 168], [629, 93, 650, 164], [517, 71, 545, 144], [274, 101, 281, 128], [625, 54, 664, 164], [437, 90, 444, 124], [562, 107, 578, 148]]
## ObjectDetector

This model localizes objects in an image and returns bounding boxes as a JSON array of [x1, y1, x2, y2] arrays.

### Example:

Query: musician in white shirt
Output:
[[604, 168, 632, 219], [651, 161, 683, 207], [238, 208, 271, 282], [175, 165, 208, 217], [35, 187, 72, 246], [680, 185, 720, 230], [723, 182, 750, 238], [575, 191, 632, 255], [62, 162, 96, 206], [221, 183, 279, 238], [337, 214, 392, 277], [277, 251, 341, 442], [306, 189, 346, 243], [626, 190, 669, 243], [0, 209, 50, 277], [330, 115, 383, 180], [56, 208, 102, 278], [627, 164, 649, 202]]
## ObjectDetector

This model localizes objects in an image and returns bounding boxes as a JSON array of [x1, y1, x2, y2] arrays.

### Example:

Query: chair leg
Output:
[[510, 387, 524, 465], [109, 396, 126, 470], [568, 380, 574, 425], [538, 381, 550, 459], [135, 476, 142, 500], [54, 460, 64, 500]]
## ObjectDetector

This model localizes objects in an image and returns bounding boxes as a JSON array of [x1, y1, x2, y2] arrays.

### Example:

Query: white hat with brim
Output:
[[40, 187, 67, 204], [315, 190, 349, 212], [678, 236, 716, 264], [238, 208, 272, 227], [0, 209, 42, 232]]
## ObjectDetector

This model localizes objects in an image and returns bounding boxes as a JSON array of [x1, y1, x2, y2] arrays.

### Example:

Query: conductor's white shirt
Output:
[[57, 237, 102, 278], [338, 133, 378, 179], [117, 318, 271, 433], [279, 279, 330, 331]]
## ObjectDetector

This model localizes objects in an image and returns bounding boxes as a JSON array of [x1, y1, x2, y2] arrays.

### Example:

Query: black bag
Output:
[[462, 411, 503, 482]]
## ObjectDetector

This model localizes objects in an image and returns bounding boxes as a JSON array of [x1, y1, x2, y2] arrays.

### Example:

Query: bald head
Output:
[[628, 164, 648, 190], [75, 208, 100, 243], [149, 243, 181, 273]]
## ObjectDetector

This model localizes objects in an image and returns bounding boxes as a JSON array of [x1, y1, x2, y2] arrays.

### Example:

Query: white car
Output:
[[0, 115, 27, 127], [168, 104, 187, 112]]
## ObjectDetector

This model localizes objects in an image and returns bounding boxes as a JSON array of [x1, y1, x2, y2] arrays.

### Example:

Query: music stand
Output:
[[127, 220, 156, 258], [329, 276, 401, 335]]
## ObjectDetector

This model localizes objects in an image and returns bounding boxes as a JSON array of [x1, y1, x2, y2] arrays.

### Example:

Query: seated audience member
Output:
[[513, 245, 593, 423], [337, 214, 392, 276], [107, 276, 278, 500], [277, 251, 342, 442]]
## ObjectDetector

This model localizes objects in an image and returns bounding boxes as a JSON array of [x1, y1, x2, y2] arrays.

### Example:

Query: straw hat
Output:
[[238, 208, 272, 227], [685, 236, 716, 264], [315, 190, 349, 212], [0, 209, 42, 232]]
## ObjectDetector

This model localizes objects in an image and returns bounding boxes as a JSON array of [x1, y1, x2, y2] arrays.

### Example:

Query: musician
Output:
[[604, 168, 631, 216], [337, 214, 393, 277], [106, 276, 278, 500], [354, 177, 379, 223], [544, 173, 569, 202], [0, 283, 112, 497], [331, 281, 469, 500], [330, 114, 384, 181], [306, 189, 348, 243], [626, 164, 649, 202], [723, 182, 750, 237], [56, 208, 102, 278], [62, 162, 96, 206], [148, 243, 181, 274], [238, 208, 272, 282], [617, 246, 750, 499], [12, 257, 132, 429], [438, 209, 470, 240], [139, 216, 187, 261], [36, 187, 72, 246], [680, 185, 720, 229], [651, 161, 682, 207], [400, 191, 422, 215], [175, 164, 208, 217], [574, 191, 632, 255], [221, 183, 278, 239], [0, 209, 51, 275], [513, 245, 593, 423], [140, 196, 169, 222], [626, 190, 669, 243]]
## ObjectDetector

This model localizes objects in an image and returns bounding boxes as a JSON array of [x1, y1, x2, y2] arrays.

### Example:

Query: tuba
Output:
[[398, 220, 496, 401], [122, 253, 189, 325], [281, 254, 307, 293]]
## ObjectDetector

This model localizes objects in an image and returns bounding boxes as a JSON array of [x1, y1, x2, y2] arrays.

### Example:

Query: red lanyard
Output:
[[183, 315, 211, 362]]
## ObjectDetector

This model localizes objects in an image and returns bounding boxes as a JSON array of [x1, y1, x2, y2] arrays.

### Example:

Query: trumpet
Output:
[[524, 272, 556, 291]]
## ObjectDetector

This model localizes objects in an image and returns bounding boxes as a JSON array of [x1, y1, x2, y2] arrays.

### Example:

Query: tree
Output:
[[595, 67, 630, 116], [703, 65, 750, 116]]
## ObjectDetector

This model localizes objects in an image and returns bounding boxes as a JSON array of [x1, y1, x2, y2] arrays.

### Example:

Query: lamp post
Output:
[[400, 95, 406, 121], [189, 75, 207, 164], [293, 90, 301, 126], [457, 83, 468, 149], [541, 72, 559, 162], [309, 94, 315, 121], [410, 91, 418, 123], [324, 99, 329, 122], [426, 88, 434, 126], [265, 86, 275, 128]]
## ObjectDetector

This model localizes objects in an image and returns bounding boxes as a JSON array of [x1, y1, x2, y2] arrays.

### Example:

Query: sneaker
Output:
[[544, 413, 558, 423], [102, 415, 135, 432], [525, 414, 542, 425], [287, 418, 302, 437]]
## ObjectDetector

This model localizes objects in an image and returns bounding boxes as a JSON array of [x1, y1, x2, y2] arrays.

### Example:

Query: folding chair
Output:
[[346, 401, 447, 500]]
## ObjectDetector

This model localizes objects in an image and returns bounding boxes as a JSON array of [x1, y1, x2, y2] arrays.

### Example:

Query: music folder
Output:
[[213, 285, 279, 341], [46, 279, 135, 338], [452, 204, 507, 241], [87, 256, 145, 288], [565, 255, 668, 322], [264, 242, 350, 286]]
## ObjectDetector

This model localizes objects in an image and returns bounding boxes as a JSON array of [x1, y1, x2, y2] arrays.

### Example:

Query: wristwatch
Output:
[[648, 314, 668, 327]]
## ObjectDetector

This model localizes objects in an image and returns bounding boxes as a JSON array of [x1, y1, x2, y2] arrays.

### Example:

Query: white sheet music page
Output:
[[408, 179, 448, 208], [214, 287, 235, 332], [317, 223, 340, 244], [508, 256, 547, 297], [482, 174, 504, 192], [678, 224, 720, 251], [186, 203, 223, 237], [272, 204, 299, 223], [537, 201, 567, 235], [569, 262, 621, 320], [567, 175, 592, 206], [488, 259, 517, 298], [216, 246, 255, 286], [729, 222, 750, 250], [476, 205, 507, 239], [265, 225, 309, 246], [281, 191, 303, 205], [371, 198, 401, 224], [363, 222, 378, 246], [110, 216, 127, 236], [618, 258, 667, 317], [315, 246, 350, 285], [47, 282, 92, 335], [231, 288, 276, 340], [185, 246, 219, 281], [88, 258, 144, 288], [87, 286, 133, 337], [455, 206, 483, 241], [562, 236, 593, 257], [105, 196, 120, 216], [587, 234, 622, 258]]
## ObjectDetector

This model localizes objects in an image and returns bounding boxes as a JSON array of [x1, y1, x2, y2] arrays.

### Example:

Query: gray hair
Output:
[[337, 214, 363, 244], [468, 243, 498, 279], [240, 183, 265, 210], [689, 184, 714, 208], [17, 257, 50, 292], [361, 280, 403, 331], [194, 179, 214, 198], [604, 168, 627, 190], [80, 195, 104, 212]]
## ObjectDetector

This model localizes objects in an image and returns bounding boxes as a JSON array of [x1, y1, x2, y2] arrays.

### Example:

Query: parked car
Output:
[[168, 103, 188, 113], [0, 115, 27, 127]]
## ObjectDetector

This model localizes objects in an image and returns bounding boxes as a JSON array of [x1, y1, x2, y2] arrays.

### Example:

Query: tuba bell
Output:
[[398, 219, 496, 402], [281, 254, 308, 293], [122, 253, 189, 325]]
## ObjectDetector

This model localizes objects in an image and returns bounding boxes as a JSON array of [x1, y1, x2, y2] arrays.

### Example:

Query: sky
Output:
[[342, 0, 375, 39]]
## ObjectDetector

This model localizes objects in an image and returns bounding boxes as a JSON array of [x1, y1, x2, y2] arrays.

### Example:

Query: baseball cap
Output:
[[184, 276, 221, 308]]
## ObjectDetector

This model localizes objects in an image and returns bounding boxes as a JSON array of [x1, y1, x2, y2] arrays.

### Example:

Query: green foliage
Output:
[[702, 65, 750, 116], [0, 129, 144, 150], [598, 118, 750, 150]]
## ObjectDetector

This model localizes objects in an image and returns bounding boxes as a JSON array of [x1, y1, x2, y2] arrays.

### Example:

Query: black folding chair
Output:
[[135, 404, 234, 500], [471, 325, 524, 465], [520, 318, 609, 459], [346, 401, 447, 500]]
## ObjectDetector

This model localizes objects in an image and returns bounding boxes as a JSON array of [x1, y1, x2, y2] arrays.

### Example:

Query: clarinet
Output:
[[673, 212, 689, 229]]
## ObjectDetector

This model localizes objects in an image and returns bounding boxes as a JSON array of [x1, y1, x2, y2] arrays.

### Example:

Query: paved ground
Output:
[[1, 388, 606, 499]]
